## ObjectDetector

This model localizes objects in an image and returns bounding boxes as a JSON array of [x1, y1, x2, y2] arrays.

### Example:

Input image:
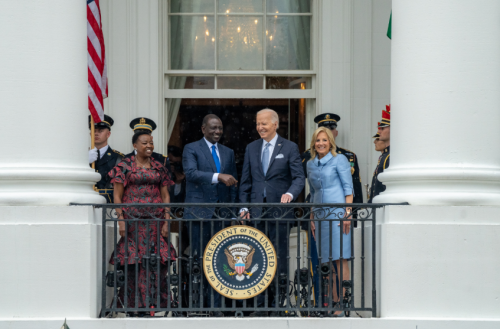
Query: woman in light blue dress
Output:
[[307, 127, 353, 316]]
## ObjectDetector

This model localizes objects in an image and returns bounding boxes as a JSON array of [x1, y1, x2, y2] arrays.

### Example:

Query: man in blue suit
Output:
[[239, 109, 305, 316], [183, 114, 238, 316]]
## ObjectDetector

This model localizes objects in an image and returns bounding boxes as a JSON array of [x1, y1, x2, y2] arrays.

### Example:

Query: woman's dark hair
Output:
[[132, 130, 151, 145]]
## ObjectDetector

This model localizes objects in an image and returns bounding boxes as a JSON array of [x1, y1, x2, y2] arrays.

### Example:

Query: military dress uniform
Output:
[[95, 147, 125, 203], [368, 105, 391, 203], [89, 114, 125, 203], [368, 146, 390, 203]]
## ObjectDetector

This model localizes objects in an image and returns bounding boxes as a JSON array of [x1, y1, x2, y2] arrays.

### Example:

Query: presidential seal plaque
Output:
[[203, 225, 277, 299]]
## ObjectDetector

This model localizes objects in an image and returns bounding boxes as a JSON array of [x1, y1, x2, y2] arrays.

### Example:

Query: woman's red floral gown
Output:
[[108, 156, 176, 310]]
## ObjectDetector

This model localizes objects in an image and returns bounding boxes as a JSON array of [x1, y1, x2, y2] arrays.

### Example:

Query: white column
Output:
[[0, 1, 103, 205], [373, 1, 500, 320], [376, 0, 500, 205]]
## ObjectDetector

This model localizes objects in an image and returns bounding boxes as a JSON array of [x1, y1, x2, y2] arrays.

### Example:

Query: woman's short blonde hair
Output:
[[309, 127, 337, 160]]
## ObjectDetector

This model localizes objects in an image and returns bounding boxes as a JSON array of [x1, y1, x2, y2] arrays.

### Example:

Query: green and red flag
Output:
[[387, 12, 392, 39]]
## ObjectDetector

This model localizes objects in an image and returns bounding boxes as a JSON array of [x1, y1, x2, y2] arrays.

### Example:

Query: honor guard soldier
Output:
[[302, 113, 363, 205], [368, 106, 391, 203], [126, 117, 171, 174], [88, 115, 124, 203]]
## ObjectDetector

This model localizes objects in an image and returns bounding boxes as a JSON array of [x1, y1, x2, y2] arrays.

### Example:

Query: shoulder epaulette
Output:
[[337, 147, 355, 155], [383, 154, 390, 169], [112, 149, 125, 157], [302, 149, 311, 162]]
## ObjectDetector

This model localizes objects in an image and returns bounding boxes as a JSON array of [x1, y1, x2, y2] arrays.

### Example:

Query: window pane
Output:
[[218, 0, 263, 13], [266, 76, 311, 89], [266, 16, 310, 70], [267, 0, 310, 13], [170, 16, 215, 70], [169, 76, 215, 89], [170, 0, 214, 13], [218, 16, 263, 70], [218, 76, 263, 89]]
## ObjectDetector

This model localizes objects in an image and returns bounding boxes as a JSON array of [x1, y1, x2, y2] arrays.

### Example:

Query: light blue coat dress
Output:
[[307, 152, 353, 262]]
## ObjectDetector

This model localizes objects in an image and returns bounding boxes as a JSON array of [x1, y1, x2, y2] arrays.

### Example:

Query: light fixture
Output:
[[204, 16, 207, 22], [270, 35, 273, 40], [212, 37, 215, 42], [255, 19, 258, 24], [195, 36, 198, 40], [237, 26, 241, 32], [206, 30, 209, 36]]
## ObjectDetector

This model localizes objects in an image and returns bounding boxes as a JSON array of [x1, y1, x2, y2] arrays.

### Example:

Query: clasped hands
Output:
[[117, 213, 171, 238]]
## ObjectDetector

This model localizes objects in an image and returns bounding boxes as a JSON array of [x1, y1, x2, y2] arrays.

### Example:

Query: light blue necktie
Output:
[[212, 145, 221, 173], [262, 142, 270, 198], [262, 142, 270, 175]]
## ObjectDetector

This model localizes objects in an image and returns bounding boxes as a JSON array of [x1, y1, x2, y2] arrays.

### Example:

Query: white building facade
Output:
[[0, 0, 499, 328]]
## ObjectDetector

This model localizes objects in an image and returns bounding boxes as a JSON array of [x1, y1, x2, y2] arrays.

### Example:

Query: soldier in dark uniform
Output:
[[126, 117, 171, 174], [88, 115, 124, 203], [368, 105, 391, 203], [301, 113, 363, 205]]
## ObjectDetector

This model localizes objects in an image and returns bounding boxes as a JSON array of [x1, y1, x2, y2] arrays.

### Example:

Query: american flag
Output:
[[87, 0, 107, 123]]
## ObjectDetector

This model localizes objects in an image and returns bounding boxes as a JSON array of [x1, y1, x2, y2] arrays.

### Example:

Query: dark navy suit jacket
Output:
[[183, 138, 238, 210], [239, 135, 305, 204]]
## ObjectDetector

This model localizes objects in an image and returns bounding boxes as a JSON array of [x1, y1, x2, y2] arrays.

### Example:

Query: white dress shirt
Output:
[[98, 145, 109, 159], [261, 134, 293, 199], [204, 138, 220, 184], [261, 133, 278, 169]]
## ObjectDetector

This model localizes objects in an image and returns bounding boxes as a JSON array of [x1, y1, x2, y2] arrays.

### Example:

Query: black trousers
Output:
[[252, 204, 290, 308]]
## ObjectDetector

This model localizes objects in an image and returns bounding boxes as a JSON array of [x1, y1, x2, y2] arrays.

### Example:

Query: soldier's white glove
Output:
[[89, 147, 98, 163]]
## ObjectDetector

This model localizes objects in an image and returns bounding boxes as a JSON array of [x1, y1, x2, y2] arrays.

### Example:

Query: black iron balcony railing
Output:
[[74, 202, 400, 318]]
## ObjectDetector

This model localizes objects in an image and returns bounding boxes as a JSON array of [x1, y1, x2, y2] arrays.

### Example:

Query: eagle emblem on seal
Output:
[[224, 243, 259, 281]]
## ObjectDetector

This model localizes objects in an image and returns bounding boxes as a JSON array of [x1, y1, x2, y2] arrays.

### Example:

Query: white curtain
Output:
[[166, 2, 202, 142], [286, 0, 310, 70]]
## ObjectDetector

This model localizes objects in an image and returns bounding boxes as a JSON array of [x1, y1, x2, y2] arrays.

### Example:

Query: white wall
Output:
[[317, 0, 391, 198], [100, 0, 164, 155]]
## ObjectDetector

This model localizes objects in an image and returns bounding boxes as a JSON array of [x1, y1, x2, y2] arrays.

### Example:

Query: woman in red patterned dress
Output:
[[108, 129, 175, 315]]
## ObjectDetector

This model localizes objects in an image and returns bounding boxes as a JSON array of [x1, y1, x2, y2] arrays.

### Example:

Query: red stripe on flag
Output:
[[87, 6, 104, 56], [87, 0, 107, 122], [88, 68, 103, 106], [88, 96, 102, 124], [87, 38, 103, 75]]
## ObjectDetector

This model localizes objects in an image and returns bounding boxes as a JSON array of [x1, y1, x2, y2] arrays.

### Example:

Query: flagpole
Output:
[[90, 116, 95, 169]]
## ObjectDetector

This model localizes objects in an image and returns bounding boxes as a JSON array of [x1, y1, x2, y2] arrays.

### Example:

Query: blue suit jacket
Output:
[[239, 135, 305, 204], [183, 138, 238, 206]]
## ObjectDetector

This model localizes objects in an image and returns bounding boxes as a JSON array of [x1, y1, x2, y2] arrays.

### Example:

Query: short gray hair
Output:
[[256, 108, 279, 126]]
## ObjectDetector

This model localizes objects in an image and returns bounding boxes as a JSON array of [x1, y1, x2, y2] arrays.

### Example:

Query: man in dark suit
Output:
[[88, 115, 124, 203], [239, 108, 305, 316], [183, 114, 238, 316]]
